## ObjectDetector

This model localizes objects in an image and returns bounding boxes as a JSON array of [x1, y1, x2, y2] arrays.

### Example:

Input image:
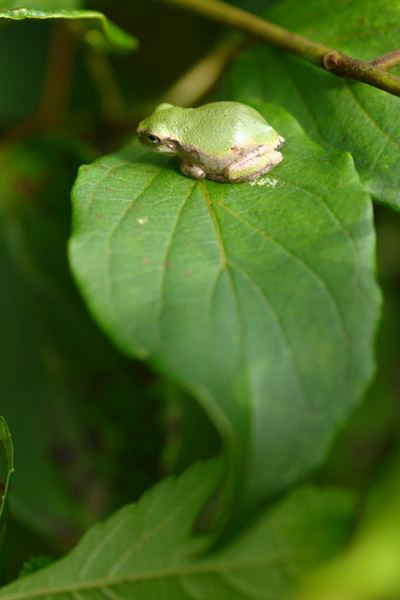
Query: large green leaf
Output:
[[0, 7, 137, 53], [231, 0, 400, 209], [69, 103, 381, 506], [0, 417, 14, 526], [0, 458, 354, 599]]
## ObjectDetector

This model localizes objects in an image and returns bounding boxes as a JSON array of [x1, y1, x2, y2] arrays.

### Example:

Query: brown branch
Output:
[[323, 51, 400, 95], [156, 0, 400, 98], [367, 49, 400, 70]]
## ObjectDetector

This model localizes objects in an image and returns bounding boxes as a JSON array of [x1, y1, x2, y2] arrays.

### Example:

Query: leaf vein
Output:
[[321, 23, 400, 43], [343, 80, 400, 150], [0, 554, 293, 600], [100, 587, 123, 600], [219, 569, 276, 599], [79, 518, 127, 579], [83, 152, 147, 221], [228, 260, 315, 416], [107, 470, 214, 576], [277, 55, 338, 152], [105, 166, 166, 327], [215, 201, 349, 351], [202, 182, 255, 445], [270, 174, 363, 289], [155, 181, 198, 345]]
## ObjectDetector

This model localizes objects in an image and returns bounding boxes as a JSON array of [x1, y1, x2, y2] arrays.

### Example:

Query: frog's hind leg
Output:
[[224, 146, 283, 184]]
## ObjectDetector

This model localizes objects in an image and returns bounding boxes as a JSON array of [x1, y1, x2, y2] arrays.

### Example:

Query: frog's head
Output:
[[137, 103, 184, 155]]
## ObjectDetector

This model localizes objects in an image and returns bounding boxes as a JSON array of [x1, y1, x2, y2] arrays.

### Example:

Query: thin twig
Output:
[[367, 49, 400, 71], [156, 0, 400, 98], [163, 34, 242, 106], [157, 0, 331, 65], [38, 22, 76, 121]]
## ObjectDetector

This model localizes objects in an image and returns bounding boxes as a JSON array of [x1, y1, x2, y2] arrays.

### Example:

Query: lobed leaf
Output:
[[0, 459, 354, 600], [69, 104, 381, 506], [231, 0, 400, 209]]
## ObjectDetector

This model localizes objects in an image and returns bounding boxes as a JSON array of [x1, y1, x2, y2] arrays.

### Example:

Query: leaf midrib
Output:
[[79, 464, 214, 580], [156, 180, 199, 346], [106, 165, 167, 331], [0, 554, 291, 600]]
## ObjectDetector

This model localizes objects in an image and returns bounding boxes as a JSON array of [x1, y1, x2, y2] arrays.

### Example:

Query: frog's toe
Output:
[[276, 136, 285, 150], [179, 161, 206, 180]]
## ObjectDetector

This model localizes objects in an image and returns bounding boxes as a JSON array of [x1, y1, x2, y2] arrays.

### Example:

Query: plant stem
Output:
[[158, 0, 331, 65], [38, 22, 76, 122], [157, 0, 400, 98], [164, 34, 242, 107], [323, 51, 400, 96], [367, 49, 400, 70]]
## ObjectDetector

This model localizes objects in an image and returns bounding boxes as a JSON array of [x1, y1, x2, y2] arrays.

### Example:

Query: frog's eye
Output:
[[147, 134, 160, 144]]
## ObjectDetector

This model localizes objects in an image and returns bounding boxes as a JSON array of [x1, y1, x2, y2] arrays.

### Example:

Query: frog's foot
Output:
[[277, 135, 285, 150], [179, 161, 206, 180], [223, 147, 283, 183]]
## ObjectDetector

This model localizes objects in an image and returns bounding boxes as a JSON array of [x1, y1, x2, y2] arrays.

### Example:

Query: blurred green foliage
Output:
[[0, 0, 399, 597]]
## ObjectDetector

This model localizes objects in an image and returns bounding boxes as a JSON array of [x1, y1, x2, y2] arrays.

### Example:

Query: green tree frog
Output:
[[137, 101, 285, 183]]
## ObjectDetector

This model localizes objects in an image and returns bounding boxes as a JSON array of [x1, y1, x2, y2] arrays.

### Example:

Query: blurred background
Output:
[[1, 0, 400, 594]]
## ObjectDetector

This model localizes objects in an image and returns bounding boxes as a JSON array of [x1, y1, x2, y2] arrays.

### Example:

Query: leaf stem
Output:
[[156, 0, 400, 98]]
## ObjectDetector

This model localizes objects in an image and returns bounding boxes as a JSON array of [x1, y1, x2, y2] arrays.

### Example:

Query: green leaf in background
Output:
[[0, 0, 79, 8], [18, 555, 55, 579], [300, 450, 400, 600], [314, 207, 400, 492], [0, 7, 137, 54], [69, 104, 381, 506], [161, 384, 221, 474], [231, 0, 400, 209], [0, 458, 355, 600], [0, 2, 137, 122], [0, 417, 14, 527], [0, 133, 163, 546], [0, 21, 51, 122]]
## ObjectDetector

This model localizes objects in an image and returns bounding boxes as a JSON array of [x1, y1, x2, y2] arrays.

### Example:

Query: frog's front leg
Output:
[[179, 160, 206, 180], [223, 145, 283, 183]]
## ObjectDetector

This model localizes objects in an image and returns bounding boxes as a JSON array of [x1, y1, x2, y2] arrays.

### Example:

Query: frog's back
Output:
[[183, 101, 275, 155]]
